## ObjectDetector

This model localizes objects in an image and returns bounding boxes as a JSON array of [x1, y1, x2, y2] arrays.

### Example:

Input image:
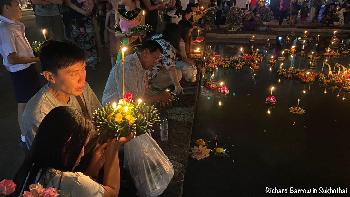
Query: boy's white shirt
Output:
[[0, 15, 35, 72]]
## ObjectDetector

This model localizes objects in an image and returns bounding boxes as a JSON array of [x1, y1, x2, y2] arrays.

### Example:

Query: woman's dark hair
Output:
[[178, 18, 193, 41], [40, 41, 85, 74], [140, 40, 164, 53], [162, 23, 181, 50], [0, 0, 12, 15], [181, 7, 193, 19], [13, 106, 94, 195]]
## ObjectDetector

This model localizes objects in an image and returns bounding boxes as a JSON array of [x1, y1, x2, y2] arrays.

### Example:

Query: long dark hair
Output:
[[162, 23, 181, 50], [13, 106, 94, 195]]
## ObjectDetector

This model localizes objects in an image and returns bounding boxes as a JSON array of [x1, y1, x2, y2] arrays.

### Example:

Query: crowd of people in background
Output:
[[212, 0, 350, 27]]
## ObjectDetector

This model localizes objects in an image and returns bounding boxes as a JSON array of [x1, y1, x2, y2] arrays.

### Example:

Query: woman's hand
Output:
[[85, 142, 108, 179]]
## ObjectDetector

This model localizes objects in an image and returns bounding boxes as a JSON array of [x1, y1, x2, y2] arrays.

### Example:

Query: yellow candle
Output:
[[121, 46, 128, 96]]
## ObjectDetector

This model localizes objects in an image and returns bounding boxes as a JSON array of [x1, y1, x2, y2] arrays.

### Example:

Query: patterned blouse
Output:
[[38, 168, 105, 197], [149, 34, 177, 80]]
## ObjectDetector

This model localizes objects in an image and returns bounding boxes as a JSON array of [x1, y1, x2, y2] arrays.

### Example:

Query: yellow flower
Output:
[[114, 113, 123, 123], [125, 115, 136, 125], [195, 139, 206, 146], [215, 147, 225, 154]]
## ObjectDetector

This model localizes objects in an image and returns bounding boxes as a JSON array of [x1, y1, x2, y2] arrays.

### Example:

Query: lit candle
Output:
[[194, 47, 201, 53], [270, 86, 275, 95], [41, 28, 47, 40], [137, 98, 143, 104], [297, 99, 300, 106], [142, 10, 145, 16], [112, 102, 117, 109], [317, 34, 320, 42], [121, 46, 128, 96], [219, 81, 224, 86], [240, 47, 244, 53]]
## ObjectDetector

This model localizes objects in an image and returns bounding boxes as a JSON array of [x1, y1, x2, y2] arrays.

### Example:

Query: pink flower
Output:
[[218, 86, 230, 95], [42, 187, 59, 197], [123, 92, 133, 103], [0, 179, 16, 196], [242, 54, 254, 60], [194, 37, 205, 43], [23, 191, 34, 197], [265, 95, 277, 105], [29, 183, 45, 196]]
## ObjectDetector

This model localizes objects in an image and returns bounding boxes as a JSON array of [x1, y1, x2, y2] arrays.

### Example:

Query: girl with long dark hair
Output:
[[14, 106, 125, 197]]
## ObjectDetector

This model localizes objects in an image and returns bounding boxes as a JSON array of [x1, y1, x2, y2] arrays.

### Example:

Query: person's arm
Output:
[[7, 53, 39, 65], [144, 91, 174, 106], [102, 140, 121, 197], [168, 66, 183, 94], [64, 0, 93, 16], [32, 0, 63, 5], [141, 0, 165, 11]]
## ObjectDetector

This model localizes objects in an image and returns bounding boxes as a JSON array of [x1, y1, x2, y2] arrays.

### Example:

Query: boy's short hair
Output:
[[0, 0, 13, 15], [40, 41, 85, 73]]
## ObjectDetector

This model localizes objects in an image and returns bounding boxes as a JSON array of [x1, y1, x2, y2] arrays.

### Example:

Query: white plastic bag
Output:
[[124, 133, 174, 197]]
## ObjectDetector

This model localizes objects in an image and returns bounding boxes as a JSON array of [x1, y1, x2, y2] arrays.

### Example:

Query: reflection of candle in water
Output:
[[218, 101, 223, 107], [267, 109, 271, 115], [41, 28, 47, 40]]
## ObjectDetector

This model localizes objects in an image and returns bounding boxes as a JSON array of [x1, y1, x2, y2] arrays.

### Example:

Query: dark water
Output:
[[183, 44, 350, 196]]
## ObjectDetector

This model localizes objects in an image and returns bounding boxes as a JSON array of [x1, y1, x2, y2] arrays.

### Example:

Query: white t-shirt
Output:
[[0, 15, 35, 72], [102, 53, 147, 105], [22, 83, 102, 147], [38, 169, 105, 197]]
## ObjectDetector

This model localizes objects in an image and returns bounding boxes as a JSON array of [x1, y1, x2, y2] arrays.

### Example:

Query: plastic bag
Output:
[[124, 133, 174, 197]]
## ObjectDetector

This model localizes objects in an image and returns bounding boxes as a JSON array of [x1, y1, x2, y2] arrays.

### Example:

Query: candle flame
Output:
[[121, 46, 128, 53], [137, 98, 143, 104], [112, 102, 117, 109]]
